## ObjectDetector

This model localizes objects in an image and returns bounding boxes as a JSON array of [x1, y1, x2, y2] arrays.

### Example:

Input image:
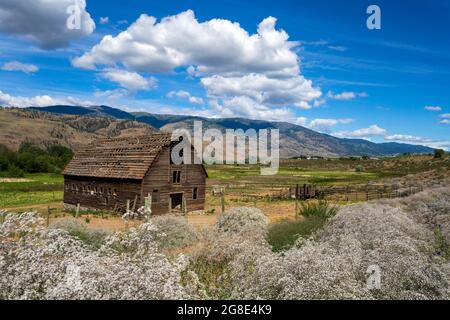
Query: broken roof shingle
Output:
[[63, 134, 172, 179]]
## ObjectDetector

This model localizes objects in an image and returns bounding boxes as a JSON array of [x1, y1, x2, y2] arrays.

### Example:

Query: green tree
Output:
[[434, 149, 445, 158]]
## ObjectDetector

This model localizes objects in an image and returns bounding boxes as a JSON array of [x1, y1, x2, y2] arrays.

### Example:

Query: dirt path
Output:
[[3, 201, 298, 231], [0, 178, 33, 183]]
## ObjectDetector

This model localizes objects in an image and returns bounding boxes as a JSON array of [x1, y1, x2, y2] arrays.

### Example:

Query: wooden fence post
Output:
[[132, 195, 138, 212], [183, 196, 187, 215], [76, 203, 80, 218], [46, 206, 50, 227], [126, 199, 130, 212], [221, 192, 225, 214]]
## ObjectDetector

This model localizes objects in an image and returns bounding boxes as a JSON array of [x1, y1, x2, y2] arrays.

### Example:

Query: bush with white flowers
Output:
[[0, 212, 198, 300], [1, 187, 449, 300], [216, 207, 268, 238], [152, 215, 198, 250]]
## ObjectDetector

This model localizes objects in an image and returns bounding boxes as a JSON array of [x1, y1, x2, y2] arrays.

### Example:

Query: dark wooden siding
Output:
[[63, 175, 142, 212], [63, 145, 206, 214]]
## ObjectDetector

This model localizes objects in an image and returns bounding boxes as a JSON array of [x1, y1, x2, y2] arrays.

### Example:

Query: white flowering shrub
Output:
[[152, 215, 198, 250], [1, 188, 449, 300], [0, 212, 199, 300], [50, 219, 109, 250], [228, 200, 450, 300], [186, 208, 271, 298], [216, 207, 268, 238], [401, 188, 450, 241], [122, 206, 147, 221]]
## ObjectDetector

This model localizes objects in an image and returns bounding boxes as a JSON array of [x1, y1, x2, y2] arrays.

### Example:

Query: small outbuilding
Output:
[[63, 134, 207, 214]]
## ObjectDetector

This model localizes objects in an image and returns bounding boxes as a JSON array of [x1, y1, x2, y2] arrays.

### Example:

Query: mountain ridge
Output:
[[21, 105, 434, 157]]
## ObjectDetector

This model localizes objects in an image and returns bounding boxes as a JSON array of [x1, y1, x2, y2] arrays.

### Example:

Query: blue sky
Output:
[[0, 0, 449, 148]]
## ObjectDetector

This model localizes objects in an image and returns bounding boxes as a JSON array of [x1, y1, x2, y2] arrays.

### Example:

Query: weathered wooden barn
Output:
[[63, 134, 207, 215]]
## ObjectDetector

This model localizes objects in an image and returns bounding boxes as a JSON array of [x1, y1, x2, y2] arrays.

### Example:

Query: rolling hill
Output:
[[3, 105, 435, 157], [0, 107, 157, 151]]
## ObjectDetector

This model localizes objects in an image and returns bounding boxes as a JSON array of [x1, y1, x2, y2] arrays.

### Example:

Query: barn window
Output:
[[83, 185, 86, 192], [72, 184, 75, 190], [172, 170, 181, 184], [100, 187, 103, 194], [94, 187, 98, 194], [113, 188, 118, 196], [193, 187, 198, 200], [152, 190, 159, 203]]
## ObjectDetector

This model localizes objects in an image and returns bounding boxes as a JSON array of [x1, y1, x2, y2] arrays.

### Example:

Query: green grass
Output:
[[0, 190, 63, 208], [0, 173, 63, 191], [206, 164, 386, 186], [267, 216, 327, 252], [267, 201, 338, 252], [0, 173, 63, 208]]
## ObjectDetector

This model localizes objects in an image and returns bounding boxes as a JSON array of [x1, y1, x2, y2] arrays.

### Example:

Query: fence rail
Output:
[[209, 182, 425, 203]]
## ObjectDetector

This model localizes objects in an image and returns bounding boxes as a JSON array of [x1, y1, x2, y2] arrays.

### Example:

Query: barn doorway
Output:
[[170, 193, 183, 212]]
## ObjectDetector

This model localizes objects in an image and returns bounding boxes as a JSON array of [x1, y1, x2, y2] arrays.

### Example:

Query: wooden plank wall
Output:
[[142, 148, 206, 215], [63, 175, 142, 212]]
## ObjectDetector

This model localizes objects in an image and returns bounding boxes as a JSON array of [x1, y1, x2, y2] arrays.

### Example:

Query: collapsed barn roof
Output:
[[63, 134, 172, 179]]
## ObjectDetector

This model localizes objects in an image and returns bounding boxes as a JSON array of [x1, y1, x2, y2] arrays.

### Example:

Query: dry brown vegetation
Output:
[[0, 108, 156, 151]]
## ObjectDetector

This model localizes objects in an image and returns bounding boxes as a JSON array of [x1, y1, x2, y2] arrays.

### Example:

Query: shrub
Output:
[[267, 216, 327, 252], [434, 229, 450, 260], [434, 149, 445, 158], [355, 165, 365, 172], [297, 201, 338, 219], [51, 219, 108, 250], [6, 165, 25, 178], [2, 186, 450, 300], [1, 212, 197, 300], [230, 201, 450, 300], [216, 207, 268, 237], [152, 215, 198, 250]]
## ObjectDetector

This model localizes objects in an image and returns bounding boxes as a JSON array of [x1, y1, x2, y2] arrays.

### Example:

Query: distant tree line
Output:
[[0, 143, 74, 177]]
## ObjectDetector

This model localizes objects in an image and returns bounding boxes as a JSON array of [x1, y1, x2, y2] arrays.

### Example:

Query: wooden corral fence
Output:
[[213, 182, 425, 203], [288, 184, 320, 200], [312, 184, 424, 202]]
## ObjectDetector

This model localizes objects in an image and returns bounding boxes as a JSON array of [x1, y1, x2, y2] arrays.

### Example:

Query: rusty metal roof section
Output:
[[63, 134, 172, 179]]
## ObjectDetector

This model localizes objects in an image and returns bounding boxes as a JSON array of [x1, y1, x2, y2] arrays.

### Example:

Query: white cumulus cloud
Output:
[[101, 69, 157, 92], [0, 0, 95, 49], [333, 125, 387, 138], [308, 118, 354, 129], [73, 10, 322, 119], [0, 90, 93, 107], [167, 90, 204, 105]]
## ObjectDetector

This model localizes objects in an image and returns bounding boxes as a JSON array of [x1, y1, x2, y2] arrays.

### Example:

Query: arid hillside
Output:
[[0, 108, 157, 151]]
